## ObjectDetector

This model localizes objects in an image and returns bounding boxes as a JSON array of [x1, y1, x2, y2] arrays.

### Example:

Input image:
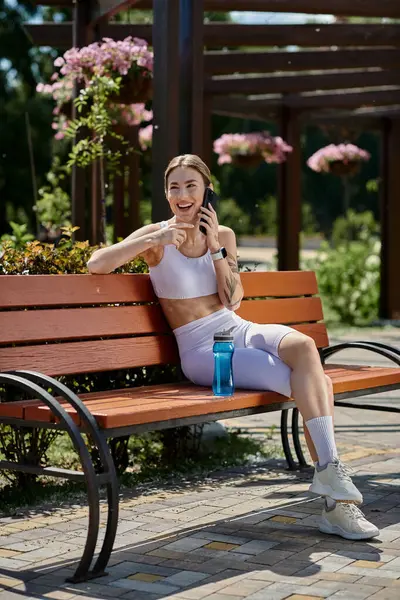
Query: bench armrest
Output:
[[320, 341, 400, 367]]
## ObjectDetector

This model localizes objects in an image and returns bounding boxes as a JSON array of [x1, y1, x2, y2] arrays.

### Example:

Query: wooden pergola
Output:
[[28, 0, 400, 320]]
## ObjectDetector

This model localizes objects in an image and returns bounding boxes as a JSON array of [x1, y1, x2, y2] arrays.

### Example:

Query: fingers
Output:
[[170, 223, 194, 229]]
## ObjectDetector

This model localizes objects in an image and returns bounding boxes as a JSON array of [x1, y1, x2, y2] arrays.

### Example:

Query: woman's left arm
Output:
[[200, 204, 244, 311]]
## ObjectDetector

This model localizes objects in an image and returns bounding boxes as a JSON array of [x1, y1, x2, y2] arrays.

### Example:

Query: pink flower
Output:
[[213, 131, 292, 165], [307, 143, 371, 173], [139, 124, 153, 150]]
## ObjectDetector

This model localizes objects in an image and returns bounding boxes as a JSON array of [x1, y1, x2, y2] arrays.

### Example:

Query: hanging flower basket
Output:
[[307, 143, 370, 175], [232, 153, 264, 169], [36, 36, 153, 140], [213, 132, 292, 168], [328, 160, 361, 177]]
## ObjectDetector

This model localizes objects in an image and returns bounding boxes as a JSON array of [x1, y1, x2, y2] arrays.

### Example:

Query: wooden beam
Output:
[[286, 88, 400, 109], [151, 0, 180, 223], [224, 88, 400, 109], [212, 96, 277, 121], [205, 49, 400, 76], [307, 105, 400, 121], [277, 108, 301, 271], [31, 0, 400, 18], [207, 70, 400, 96], [92, 1, 141, 23], [24, 23, 400, 49], [179, 0, 204, 156], [380, 118, 400, 320]]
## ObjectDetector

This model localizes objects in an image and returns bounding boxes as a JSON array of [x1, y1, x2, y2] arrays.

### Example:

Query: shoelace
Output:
[[340, 503, 366, 520], [334, 460, 354, 482]]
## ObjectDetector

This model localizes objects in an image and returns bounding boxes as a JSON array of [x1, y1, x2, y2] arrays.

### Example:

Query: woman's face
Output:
[[166, 166, 206, 223]]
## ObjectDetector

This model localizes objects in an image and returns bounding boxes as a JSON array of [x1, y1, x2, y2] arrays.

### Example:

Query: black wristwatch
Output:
[[211, 247, 227, 261]]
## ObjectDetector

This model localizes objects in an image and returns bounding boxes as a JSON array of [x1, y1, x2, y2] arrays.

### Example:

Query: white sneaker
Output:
[[319, 500, 379, 540], [309, 459, 363, 504]]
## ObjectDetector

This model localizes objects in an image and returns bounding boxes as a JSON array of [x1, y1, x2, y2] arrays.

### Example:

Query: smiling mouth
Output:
[[177, 203, 193, 211]]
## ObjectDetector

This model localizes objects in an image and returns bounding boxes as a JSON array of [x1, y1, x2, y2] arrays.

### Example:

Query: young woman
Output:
[[88, 154, 378, 540]]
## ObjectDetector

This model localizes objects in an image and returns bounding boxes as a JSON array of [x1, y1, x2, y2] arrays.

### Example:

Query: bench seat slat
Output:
[[2, 365, 399, 429]]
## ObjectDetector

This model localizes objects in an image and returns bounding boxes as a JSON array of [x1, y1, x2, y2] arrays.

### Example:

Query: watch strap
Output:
[[211, 247, 227, 261]]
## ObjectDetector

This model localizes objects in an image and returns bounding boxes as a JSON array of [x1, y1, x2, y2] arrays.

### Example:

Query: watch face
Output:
[[221, 247, 227, 258]]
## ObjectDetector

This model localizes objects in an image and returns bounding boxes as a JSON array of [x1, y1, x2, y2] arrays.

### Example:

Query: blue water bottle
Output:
[[212, 328, 235, 397]]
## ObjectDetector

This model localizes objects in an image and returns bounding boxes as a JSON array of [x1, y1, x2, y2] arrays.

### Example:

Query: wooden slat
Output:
[[0, 274, 155, 308], [0, 305, 169, 345], [0, 271, 318, 308], [24, 23, 400, 50], [207, 70, 400, 96], [0, 336, 179, 377], [31, 0, 400, 19], [16, 363, 400, 428], [205, 49, 400, 76], [237, 297, 323, 324], [241, 271, 318, 298]]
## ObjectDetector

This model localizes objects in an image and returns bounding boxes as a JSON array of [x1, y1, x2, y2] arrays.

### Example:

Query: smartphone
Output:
[[199, 187, 219, 235]]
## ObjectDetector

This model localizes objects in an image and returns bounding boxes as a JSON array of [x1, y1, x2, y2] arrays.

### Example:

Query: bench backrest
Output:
[[0, 271, 328, 377]]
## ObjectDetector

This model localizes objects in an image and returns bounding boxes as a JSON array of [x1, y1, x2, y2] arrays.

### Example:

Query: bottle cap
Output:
[[214, 326, 235, 342]]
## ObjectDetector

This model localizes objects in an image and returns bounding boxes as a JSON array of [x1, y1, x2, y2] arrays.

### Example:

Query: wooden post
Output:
[[277, 107, 301, 271], [71, 0, 93, 241], [202, 94, 213, 167], [379, 118, 400, 320], [179, 0, 204, 156], [151, 0, 180, 222], [127, 126, 141, 235]]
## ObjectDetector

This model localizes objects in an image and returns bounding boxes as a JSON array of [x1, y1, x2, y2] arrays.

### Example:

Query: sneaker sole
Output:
[[309, 481, 363, 504], [319, 520, 379, 541]]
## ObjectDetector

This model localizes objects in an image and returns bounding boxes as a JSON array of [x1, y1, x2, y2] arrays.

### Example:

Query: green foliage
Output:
[[35, 156, 71, 231], [331, 209, 379, 248], [306, 212, 381, 325], [65, 75, 128, 174], [0, 228, 147, 274], [218, 198, 251, 236], [0, 221, 34, 249]]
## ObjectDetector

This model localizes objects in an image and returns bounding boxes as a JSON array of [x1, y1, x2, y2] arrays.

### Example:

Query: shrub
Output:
[[307, 231, 380, 326], [218, 198, 251, 236], [331, 209, 379, 248]]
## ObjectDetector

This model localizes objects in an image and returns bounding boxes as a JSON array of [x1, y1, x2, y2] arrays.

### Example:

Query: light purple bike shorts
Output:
[[173, 308, 295, 398]]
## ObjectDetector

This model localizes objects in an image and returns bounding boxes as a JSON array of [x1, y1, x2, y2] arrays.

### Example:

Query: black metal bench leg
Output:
[[292, 408, 309, 468], [0, 374, 100, 583], [280, 409, 296, 470], [7, 370, 120, 582], [90, 477, 120, 578]]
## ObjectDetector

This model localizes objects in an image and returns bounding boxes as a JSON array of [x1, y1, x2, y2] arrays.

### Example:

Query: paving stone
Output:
[[231, 540, 278, 555], [326, 586, 385, 600], [110, 576, 180, 594], [204, 542, 241, 551], [163, 570, 209, 587], [162, 537, 209, 552], [217, 578, 271, 596]]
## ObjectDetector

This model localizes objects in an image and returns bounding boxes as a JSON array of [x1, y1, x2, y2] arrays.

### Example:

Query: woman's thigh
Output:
[[181, 347, 292, 398], [244, 322, 297, 358]]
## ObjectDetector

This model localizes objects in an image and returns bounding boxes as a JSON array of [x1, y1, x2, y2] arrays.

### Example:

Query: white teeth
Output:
[[178, 204, 192, 208]]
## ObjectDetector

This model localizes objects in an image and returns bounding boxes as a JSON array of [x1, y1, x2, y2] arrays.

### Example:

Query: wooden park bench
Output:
[[1, 271, 400, 583]]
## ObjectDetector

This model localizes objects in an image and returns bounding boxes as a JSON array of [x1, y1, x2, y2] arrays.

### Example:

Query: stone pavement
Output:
[[0, 329, 399, 600]]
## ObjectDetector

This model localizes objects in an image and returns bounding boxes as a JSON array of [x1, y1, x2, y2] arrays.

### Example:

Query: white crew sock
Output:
[[306, 415, 338, 467]]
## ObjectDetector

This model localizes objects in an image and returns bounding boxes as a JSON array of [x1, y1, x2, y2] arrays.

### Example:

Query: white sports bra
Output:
[[149, 221, 218, 299]]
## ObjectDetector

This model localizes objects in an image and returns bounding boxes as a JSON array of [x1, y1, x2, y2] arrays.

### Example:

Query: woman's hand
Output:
[[199, 203, 220, 253], [154, 222, 194, 249]]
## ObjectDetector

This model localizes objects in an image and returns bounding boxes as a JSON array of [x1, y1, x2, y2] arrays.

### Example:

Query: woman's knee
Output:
[[278, 332, 320, 368]]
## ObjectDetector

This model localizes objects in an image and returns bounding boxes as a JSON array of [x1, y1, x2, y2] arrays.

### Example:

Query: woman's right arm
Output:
[[87, 222, 194, 274], [87, 223, 161, 274]]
